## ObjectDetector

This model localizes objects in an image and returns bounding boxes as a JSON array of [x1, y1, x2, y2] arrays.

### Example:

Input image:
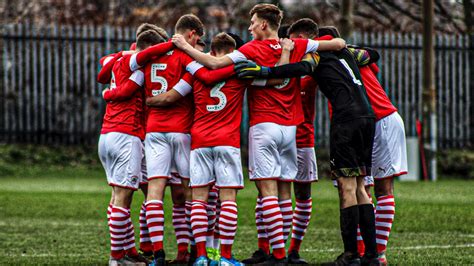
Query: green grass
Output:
[[1, 166, 473, 265]]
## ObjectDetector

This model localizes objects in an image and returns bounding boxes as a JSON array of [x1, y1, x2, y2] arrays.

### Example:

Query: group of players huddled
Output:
[[97, 3, 408, 266]]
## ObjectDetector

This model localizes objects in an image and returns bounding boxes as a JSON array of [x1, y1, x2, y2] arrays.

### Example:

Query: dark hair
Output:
[[136, 23, 169, 40], [318, 26, 341, 38], [226, 32, 245, 49], [175, 14, 204, 36], [288, 18, 319, 38], [136, 30, 164, 51], [196, 38, 206, 48], [278, 24, 290, 38], [211, 32, 236, 54], [249, 3, 283, 30]]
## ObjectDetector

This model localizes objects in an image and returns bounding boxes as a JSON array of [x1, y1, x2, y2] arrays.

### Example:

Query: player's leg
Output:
[[214, 146, 244, 266], [144, 133, 173, 265], [244, 123, 286, 263], [189, 147, 215, 264], [206, 185, 220, 261], [169, 178, 190, 264], [278, 181, 293, 243], [288, 148, 317, 264]]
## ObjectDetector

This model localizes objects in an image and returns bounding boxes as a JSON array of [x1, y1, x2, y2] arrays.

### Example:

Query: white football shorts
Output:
[[248, 122, 297, 181], [190, 146, 244, 189], [98, 132, 143, 190], [295, 147, 318, 183], [144, 132, 191, 181], [372, 112, 408, 179]]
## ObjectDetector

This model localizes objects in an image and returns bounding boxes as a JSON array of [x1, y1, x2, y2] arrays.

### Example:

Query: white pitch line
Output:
[[302, 243, 474, 253]]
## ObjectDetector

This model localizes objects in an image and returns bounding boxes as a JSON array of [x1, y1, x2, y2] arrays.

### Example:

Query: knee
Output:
[[374, 179, 394, 197], [294, 184, 311, 200]]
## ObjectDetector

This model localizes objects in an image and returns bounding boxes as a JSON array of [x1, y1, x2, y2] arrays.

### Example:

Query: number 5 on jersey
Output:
[[207, 82, 227, 112], [151, 63, 168, 96]]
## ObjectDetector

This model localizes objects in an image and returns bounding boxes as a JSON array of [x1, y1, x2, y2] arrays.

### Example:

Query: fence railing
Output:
[[1, 24, 472, 148]]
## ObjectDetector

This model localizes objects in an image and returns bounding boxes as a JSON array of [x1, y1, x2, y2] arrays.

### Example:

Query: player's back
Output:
[[358, 66, 397, 120], [237, 39, 309, 127], [191, 77, 246, 150], [101, 55, 145, 139], [313, 49, 375, 123], [144, 49, 194, 133]]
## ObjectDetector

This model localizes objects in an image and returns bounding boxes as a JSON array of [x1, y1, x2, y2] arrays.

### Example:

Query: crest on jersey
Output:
[[166, 50, 174, 56]]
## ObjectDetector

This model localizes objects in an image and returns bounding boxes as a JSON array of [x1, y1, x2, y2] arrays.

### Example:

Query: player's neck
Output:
[[261, 30, 279, 41]]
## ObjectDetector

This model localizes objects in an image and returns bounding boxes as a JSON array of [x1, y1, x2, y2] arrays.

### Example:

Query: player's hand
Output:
[[102, 88, 109, 98], [234, 61, 270, 79], [172, 34, 188, 49], [334, 37, 346, 49], [280, 38, 294, 51]]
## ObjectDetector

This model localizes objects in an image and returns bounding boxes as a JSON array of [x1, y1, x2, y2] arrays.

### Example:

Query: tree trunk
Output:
[[339, 0, 353, 39]]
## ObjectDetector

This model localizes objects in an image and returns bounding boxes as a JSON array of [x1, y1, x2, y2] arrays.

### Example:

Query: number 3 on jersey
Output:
[[151, 63, 168, 96], [207, 81, 227, 112]]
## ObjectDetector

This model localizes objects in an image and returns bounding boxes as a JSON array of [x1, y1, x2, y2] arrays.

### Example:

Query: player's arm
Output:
[[172, 34, 234, 69], [129, 41, 175, 72], [97, 52, 122, 84], [306, 38, 346, 52], [102, 70, 144, 101], [186, 61, 235, 85], [236, 53, 320, 79], [276, 38, 294, 66], [146, 73, 193, 107]]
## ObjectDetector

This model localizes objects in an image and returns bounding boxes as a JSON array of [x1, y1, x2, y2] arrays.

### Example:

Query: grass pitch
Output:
[[0, 166, 473, 265]]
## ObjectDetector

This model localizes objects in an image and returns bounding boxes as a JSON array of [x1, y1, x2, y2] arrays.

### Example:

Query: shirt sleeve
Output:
[[173, 76, 193, 96], [129, 70, 145, 86], [226, 50, 247, 63], [250, 79, 267, 87], [305, 39, 320, 53]]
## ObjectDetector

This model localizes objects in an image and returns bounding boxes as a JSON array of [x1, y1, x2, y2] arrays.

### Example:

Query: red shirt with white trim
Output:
[[100, 54, 146, 139], [227, 38, 319, 127], [143, 49, 194, 133], [359, 65, 397, 120], [296, 75, 318, 148]]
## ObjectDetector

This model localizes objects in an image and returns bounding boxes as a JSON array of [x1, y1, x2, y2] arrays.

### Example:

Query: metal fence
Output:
[[1, 24, 472, 148]]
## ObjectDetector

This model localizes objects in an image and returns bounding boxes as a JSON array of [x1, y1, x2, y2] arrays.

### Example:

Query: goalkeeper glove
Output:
[[234, 60, 271, 79]]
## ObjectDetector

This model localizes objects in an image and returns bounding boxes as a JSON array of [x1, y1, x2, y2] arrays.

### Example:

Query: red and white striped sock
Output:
[[139, 201, 152, 252], [262, 196, 286, 259], [109, 205, 128, 259], [206, 187, 219, 248], [219, 201, 238, 259], [145, 200, 165, 252], [289, 198, 312, 253], [123, 211, 139, 256], [172, 204, 189, 254], [191, 200, 208, 258], [107, 204, 112, 222], [357, 226, 365, 256], [279, 199, 293, 243], [376, 195, 395, 254], [256, 196, 270, 254], [213, 200, 221, 249], [185, 201, 195, 246]]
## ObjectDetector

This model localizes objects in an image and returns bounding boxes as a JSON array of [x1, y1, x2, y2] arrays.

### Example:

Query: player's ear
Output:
[[261, 21, 267, 31], [189, 30, 196, 39]]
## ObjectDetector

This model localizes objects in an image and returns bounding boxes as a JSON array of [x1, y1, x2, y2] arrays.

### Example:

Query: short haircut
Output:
[[175, 14, 204, 36], [288, 18, 319, 38], [136, 30, 164, 51], [278, 24, 290, 38], [136, 23, 169, 40], [318, 26, 341, 38], [211, 32, 236, 54], [249, 3, 283, 30]]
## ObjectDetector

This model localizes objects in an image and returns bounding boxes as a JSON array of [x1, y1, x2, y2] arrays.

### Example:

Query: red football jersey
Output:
[[143, 49, 194, 133], [100, 54, 146, 139], [296, 75, 318, 148], [190, 76, 247, 149], [359, 65, 397, 120], [227, 38, 315, 127]]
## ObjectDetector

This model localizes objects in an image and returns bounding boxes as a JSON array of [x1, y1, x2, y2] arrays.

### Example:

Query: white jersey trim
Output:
[[103, 56, 115, 66], [186, 61, 204, 75], [251, 79, 267, 87], [306, 39, 320, 53], [129, 53, 141, 72], [129, 70, 145, 86], [173, 79, 192, 96], [226, 50, 247, 64]]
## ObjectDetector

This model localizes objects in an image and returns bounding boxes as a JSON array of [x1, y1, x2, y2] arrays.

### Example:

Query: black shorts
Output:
[[329, 117, 375, 178]]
